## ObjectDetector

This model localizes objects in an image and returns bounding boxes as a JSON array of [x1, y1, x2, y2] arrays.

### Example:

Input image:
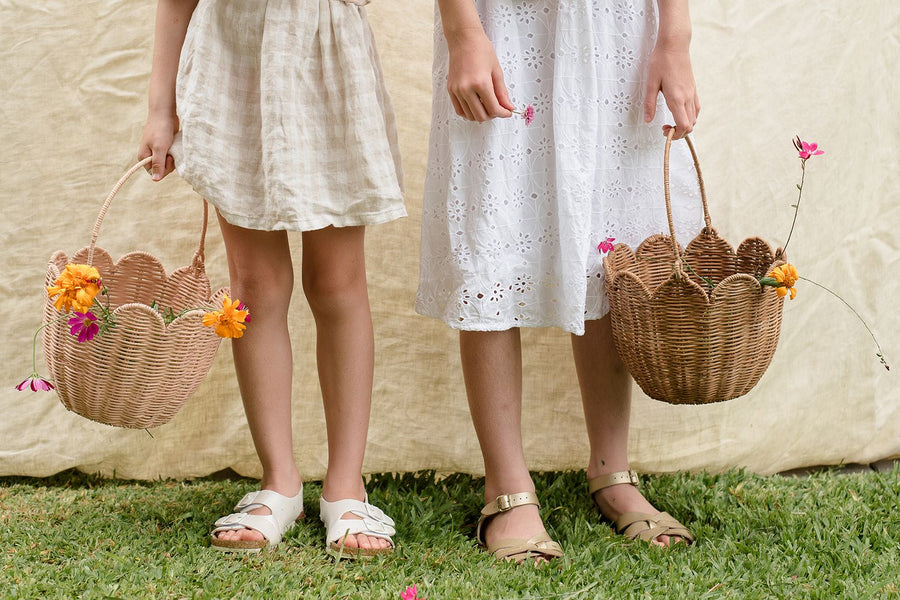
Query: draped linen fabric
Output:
[[1, 1, 897, 479]]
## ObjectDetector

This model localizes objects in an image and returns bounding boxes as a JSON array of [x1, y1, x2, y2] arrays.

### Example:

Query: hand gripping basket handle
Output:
[[86, 157, 209, 270], [663, 128, 711, 272]]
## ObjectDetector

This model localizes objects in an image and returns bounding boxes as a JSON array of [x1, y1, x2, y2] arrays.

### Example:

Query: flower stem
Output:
[[31, 315, 68, 374], [777, 161, 806, 260], [799, 276, 890, 370], [680, 258, 716, 289]]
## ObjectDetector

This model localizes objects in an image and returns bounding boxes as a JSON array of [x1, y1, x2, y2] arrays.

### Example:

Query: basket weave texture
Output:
[[603, 132, 786, 405], [42, 159, 227, 428]]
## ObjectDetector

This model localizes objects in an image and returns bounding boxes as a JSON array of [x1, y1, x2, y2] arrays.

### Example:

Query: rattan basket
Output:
[[603, 131, 786, 405], [41, 158, 227, 428]]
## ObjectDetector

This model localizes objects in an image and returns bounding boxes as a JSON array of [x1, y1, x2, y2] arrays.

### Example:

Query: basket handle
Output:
[[663, 127, 711, 269], [86, 157, 209, 271]]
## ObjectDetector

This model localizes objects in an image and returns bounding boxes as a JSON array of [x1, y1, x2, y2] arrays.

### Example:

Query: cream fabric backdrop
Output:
[[1, 1, 897, 479]]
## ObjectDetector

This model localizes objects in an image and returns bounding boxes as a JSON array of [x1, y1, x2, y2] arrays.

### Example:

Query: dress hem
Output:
[[413, 304, 612, 337]]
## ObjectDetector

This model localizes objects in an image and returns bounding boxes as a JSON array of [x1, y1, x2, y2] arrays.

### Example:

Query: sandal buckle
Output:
[[495, 495, 513, 512], [627, 470, 640, 486]]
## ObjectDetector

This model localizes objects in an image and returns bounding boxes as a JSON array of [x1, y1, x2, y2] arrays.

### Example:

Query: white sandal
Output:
[[319, 495, 396, 559], [210, 487, 305, 552]]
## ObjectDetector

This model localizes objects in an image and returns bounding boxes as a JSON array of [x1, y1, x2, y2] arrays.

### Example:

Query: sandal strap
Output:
[[211, 487, 304, 546], [476, 491, 542, 546], [615, 511, 695, 544], [480, 491, 540, 518], [588, 470, 639, 495], [319, 496, 396, 547], [488, 531, 564, 562], [212, 512, 285, 545]]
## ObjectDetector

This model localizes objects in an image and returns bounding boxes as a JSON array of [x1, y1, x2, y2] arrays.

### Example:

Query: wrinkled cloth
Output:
[[171, 0, 406, 231]]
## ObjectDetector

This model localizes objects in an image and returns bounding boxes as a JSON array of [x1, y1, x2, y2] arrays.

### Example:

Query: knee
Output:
[[227, 258, 294, 312], [301, 267, 367, 316]]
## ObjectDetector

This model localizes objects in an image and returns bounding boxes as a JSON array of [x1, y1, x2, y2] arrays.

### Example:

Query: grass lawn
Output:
[[1, 467, 898, 599]]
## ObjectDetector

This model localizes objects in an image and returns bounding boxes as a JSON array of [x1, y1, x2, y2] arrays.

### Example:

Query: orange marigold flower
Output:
[[46, 263, 102, 313], [768, 263, 799, 300], [202, 295, 249, 339]]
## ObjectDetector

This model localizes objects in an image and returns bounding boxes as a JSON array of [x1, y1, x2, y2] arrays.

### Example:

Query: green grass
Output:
[[1, 468, 898, 599]]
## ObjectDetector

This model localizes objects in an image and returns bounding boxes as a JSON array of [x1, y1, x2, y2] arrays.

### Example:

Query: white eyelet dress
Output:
[[170, 0, 406, 232], [416, 0, 703, 335]]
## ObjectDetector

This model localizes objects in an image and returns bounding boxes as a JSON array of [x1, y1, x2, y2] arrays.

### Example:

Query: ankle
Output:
[[321, 475, 366, 502], [259, 469, 303, 496]]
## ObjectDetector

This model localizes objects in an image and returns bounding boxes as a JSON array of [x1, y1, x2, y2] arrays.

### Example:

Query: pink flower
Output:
[[68, 311, 100, 343], [237, 301, 251, 323], [597, 237, 616, 254], [513, 104, 535, 126], [793, 136, 824, 160], [15, 375, 55, 392], [523, 104, 535, 126], [401, 585, 425, 600]]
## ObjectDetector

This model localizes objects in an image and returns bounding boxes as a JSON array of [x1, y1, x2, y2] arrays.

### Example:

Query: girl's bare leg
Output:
[[571, 315, 679, 546], [459, 329, 548, 550], [301, 225, 389, 552], [214, 216, 302, 543]]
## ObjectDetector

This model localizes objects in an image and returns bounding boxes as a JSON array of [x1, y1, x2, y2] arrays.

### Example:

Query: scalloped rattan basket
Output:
[[602, 131, 786, 405], [42, 158, 227, 428]]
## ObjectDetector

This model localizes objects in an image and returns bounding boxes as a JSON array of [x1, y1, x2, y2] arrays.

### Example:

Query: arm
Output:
[[643, 0, 700, 139], [437, 0, 514, 122], [138, 0, 199, 180]]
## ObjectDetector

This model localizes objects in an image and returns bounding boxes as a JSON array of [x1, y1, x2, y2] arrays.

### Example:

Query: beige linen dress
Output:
[[170, 0, 406, 232]]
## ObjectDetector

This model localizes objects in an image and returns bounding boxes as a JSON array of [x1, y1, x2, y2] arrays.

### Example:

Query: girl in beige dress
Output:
[[139, 0, 404, 556]]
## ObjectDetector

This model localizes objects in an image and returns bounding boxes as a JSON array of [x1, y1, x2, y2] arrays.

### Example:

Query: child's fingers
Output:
[[643, 78, 661, 123], [164, 154, 176, 178], [450, 94, 467, 119], [475, 89, 508, 120], [492, 69, 515, 115], [150, 147, 171, 181]]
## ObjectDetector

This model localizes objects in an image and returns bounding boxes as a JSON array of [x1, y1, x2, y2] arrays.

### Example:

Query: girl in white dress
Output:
[[140, 0, 403, 556], [417, 0, 701, 561]]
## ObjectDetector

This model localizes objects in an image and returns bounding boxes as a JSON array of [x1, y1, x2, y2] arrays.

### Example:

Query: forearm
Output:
[[437, 0, 485, 47], [656, 0, 692, 48], [147, 0, 199, 119]]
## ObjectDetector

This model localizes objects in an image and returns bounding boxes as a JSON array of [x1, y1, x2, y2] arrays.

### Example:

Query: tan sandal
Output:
[[588, 470, 694, 545], [475, 492, 564, 563]]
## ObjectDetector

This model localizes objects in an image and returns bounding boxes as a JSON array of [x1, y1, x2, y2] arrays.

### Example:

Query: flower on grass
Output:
[[400, 585, 425, 600], [597, 237, 616, 254], [761, 263, 799, 300], [793, 136, 824, 160], [15, 374, 54, 392], [202, 295, 250, 339], [46, 263, 102, 313], [68, 311, 100, 343]]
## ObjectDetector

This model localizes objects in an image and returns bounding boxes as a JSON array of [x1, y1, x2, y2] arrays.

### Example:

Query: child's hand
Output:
[[445, 28, 515, 122], [643, 41, 700, 140], [138, 114, 179, 181]]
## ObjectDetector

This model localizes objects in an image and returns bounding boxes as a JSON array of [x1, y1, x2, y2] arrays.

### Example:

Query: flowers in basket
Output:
[[598, 136, 888, 371], [16, 262, 251, 392]]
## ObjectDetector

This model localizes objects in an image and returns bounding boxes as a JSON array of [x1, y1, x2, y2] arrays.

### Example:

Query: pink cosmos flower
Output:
[[400, 585, 424, 600], [793, 136, 824, 160], [68, 311, 100, 343], [523, 104, 535, 126], [513, 104, 535, 126], [15, 375, 55, 392], [237, 301, 251, 323], [597, 237, 616, 254]]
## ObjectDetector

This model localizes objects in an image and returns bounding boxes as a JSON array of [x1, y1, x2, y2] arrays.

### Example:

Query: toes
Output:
[[337, 531, 360, 549], [214, 527, 265, 542]]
